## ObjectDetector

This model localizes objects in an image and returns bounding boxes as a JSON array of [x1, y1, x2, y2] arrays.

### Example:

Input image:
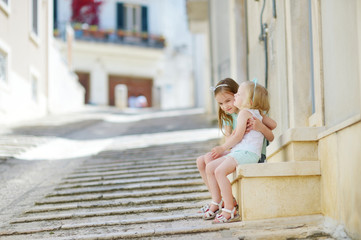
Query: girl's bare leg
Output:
[[196, 152, 214, 190], [205, 157, 226, 213], [214, 156, 238, 219]]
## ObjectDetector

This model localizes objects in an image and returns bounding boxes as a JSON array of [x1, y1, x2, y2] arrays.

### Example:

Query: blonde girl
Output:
[[205, 80, 272, 223], [197, 79, 275, 214]]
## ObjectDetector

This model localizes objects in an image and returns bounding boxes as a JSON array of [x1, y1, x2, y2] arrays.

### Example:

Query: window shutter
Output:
[[116, 3, 124, 30], [141, 6, 148, 32], [53, 0, 58, 29]]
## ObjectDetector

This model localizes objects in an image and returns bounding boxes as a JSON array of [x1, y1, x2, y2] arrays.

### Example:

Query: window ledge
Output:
[[318, 114, 361, 139], [267, 127, 325, 158], [0, 1, 10, 16], [267, 114, 361, 158]]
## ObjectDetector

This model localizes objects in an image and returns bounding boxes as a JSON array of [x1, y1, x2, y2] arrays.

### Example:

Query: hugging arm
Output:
[[211, 110, 251, 158], [246, 115, 277, 142], [262, 115, 277, 130]]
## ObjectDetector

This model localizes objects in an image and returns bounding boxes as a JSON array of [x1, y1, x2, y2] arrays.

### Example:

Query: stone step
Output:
[[36, 185, 208, 205], [71, 160, 196, 174], [98, 142, 214, 156], [76, 157, 195, 171], [1, 213, 203, 236], [48, 179, 204, 197], [56, 173, 201, 189], [6, 207, 206, 231], [1, 214, 334, 240], [57, 174, 200, 189], [11, 202, 204, 223], [65, 164, 197, 179], [230, 161, 322, 221], [27, 192, 210, 213], [63, 168, 200, 180], [60, 169, 200, 184], [85, 153, 201, 164], [2, 219, 231, 240]]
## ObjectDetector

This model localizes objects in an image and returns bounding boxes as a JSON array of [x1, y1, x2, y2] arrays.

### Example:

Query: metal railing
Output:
[[53, 22, 166, 49]]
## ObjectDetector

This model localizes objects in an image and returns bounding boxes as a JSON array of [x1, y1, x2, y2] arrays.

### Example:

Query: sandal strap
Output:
[[215, 214, 227, 223], [221, 207, 237, 218], [221, 208, 232, 214], [210, 199, 223, 209]]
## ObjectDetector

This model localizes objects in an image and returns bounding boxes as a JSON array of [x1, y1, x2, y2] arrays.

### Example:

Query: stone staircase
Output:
[[0, 139, 336, 239], [0, 140, 234, 239]]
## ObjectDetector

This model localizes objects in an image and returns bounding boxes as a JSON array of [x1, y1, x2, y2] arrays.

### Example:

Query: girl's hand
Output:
[[246, 117, 262, 133], [211, 146, 225, 159]]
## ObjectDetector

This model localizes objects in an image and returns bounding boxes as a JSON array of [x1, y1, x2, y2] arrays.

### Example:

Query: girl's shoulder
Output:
[[237, 108, 253, 118], [243, 108, 262, 120]]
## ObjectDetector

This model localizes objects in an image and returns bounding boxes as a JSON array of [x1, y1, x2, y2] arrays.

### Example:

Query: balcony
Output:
[[53, 22, 166, 49]]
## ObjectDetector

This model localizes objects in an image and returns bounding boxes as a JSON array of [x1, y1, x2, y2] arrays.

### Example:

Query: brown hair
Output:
[[213, 78, 239, 135], [239, 81, 270, 114]]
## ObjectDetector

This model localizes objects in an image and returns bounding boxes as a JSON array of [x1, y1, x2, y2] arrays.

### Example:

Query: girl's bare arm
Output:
[[247, 117, 274, 142], [211, 110, 251, 158], [224, 125, 232, 142], [262, 115, 277, 130]]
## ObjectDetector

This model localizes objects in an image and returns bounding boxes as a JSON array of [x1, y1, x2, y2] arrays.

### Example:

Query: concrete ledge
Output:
[[230, 161, 321, 221], [267, 127, 324, 160], [234, 161, 321, 181]]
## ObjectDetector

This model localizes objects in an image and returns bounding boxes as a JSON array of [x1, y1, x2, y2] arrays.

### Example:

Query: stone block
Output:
[[230, 161, 321, 221]]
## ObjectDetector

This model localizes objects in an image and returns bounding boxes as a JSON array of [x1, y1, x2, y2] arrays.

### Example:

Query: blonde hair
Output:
[[239, 81, 270, 114], [213, 78, 239, 135]]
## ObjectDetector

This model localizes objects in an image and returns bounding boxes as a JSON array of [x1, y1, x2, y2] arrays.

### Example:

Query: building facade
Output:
[[187, 0, 361, 238], [0, 0, 84, 124], [55, 0, 195, 109]]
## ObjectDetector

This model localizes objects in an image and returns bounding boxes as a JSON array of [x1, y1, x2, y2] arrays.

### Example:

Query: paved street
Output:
[[0, 107, 338, 239]]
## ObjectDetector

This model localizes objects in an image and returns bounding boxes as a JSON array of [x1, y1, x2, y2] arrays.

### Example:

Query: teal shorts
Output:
[[227, 150, 259, 165]]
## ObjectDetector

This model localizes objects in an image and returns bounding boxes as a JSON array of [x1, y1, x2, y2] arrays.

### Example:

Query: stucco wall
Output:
[[0, 0, 48, 122], [245, 0, 361, 238], [319, 122, 361, 239], [321, 0, 361, 127]]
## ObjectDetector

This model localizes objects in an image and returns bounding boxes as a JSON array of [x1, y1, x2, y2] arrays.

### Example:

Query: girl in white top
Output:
[[197, 79, 276, 214], [205, 80, 271, 223]]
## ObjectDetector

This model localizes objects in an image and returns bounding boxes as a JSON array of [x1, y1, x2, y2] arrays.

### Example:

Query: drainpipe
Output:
[[258, 0, 268, 89], [245, 0, 249, 81], [45, 0, 51, 114], [208, 0, 216, 114]]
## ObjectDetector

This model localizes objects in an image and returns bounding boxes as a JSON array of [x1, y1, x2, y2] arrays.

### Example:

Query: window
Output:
[[32, 0, 38, 35], [0, 51, 7, 83], [117, 3, 148, 32], [126, 4, 141, 32]]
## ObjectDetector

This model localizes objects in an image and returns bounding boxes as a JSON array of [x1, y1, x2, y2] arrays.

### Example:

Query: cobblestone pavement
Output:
[[0, 107, 340, 239]]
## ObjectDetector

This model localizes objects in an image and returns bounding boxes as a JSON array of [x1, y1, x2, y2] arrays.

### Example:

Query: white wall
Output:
[[48, 45, 84, 113]]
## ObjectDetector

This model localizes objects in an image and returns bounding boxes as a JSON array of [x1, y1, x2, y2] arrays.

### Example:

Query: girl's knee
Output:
[[196, 156, 205, 168], [214, 167, 226, 179], [205, 163, 215, 175], [204, 153, 214, 164]]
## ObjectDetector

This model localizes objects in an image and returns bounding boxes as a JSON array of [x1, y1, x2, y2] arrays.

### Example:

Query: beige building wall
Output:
[[0, 0, 84, 124], [246, 0, 361, 238], [0, 0, 48, 122], [187, 0, 361, 238]]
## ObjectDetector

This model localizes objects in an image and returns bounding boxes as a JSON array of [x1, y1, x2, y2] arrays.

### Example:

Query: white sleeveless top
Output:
[[231, 109, 263, 157]]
